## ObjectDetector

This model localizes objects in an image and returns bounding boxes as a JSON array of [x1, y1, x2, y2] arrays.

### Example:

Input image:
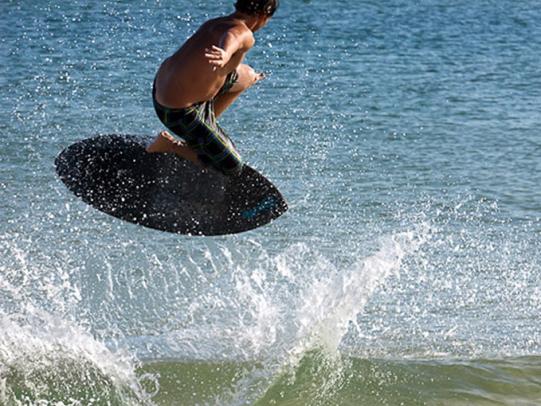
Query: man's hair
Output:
[[235, 0, 279, 17]]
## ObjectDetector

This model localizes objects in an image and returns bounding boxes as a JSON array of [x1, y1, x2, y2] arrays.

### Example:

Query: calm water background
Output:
[[1, 0, 540, 404]]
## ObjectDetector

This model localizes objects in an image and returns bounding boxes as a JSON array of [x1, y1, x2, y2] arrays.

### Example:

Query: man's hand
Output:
[[205, 45, 231, 69]]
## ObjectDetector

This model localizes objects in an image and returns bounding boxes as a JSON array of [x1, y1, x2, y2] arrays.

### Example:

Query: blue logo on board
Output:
[[241, 196, 278, 219]]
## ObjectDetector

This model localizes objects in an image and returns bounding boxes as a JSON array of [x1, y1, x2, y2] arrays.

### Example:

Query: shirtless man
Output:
[[147, 0, 279, 176]]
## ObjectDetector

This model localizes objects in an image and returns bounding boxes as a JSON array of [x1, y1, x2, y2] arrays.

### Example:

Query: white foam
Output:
[[214, 228, 429, 405], [0, 308, 155, 405]]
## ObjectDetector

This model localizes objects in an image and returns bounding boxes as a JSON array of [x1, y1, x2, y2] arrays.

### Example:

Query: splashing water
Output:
[[2, 0, 541, 404], [204, 229, 429, 405], [0, 309, 156, 405]]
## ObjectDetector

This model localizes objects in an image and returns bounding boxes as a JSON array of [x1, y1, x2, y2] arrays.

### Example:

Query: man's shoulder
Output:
[[229, 22, 255, 48], [200, 17, 254, 50]]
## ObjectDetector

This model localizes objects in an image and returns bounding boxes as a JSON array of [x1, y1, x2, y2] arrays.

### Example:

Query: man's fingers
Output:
[[205, 46, 225, 56], [204, 46, 228, 68], [208, 59, 223, 67], [205, 53, 222, 60], [205, 48, 222, 55], [204, 49, 221, 56]]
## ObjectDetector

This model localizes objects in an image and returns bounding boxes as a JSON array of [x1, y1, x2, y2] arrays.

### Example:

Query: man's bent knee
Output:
[[229, 64, 263, 93]]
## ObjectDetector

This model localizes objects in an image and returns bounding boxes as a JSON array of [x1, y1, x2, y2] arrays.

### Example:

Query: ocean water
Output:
[[1, 0, 540, 405]]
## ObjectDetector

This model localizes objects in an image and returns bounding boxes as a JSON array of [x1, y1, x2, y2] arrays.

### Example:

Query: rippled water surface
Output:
[[1, 1, 540, 404]]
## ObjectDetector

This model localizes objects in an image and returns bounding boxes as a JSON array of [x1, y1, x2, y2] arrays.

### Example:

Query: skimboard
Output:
[[55, 134, 288, 236]]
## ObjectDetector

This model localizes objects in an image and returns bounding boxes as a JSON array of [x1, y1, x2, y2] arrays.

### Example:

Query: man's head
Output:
[[235, 0, 279, 17], [235, 0, 279, 30]]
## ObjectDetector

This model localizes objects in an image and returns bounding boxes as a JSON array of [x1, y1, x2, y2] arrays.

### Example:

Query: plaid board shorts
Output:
[[152, 70, 243, 176]]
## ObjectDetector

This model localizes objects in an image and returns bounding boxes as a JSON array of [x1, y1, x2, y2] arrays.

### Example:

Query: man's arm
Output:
[[205, 29, 254, 69]]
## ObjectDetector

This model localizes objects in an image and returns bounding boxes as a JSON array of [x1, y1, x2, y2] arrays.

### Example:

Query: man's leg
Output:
[[214, 64, 265, 117], [214, 90, 244, 118], [148, 64, 263, 161]]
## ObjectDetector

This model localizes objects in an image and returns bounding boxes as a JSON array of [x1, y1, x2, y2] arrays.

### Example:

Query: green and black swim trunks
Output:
[[152, 70, 243, 176]]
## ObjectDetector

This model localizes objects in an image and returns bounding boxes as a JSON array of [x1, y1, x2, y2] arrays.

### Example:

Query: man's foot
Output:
[[146, 131, 201, 166]]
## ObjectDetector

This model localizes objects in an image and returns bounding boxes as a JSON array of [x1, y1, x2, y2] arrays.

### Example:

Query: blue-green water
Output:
[[1, 1, 540, 404]]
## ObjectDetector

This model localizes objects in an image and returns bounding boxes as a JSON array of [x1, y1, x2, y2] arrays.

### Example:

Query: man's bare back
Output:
[[154, 18, 256, 109]]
